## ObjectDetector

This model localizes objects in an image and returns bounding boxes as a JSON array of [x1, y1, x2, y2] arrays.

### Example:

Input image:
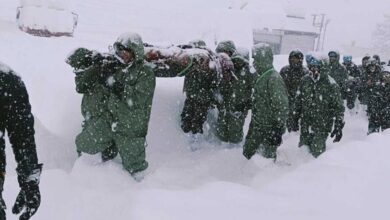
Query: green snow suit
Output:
[[294, 72, 345, 157], [243, 44, 289, 159], [215, 53, 256, 143], [76, 33, 156, 174]]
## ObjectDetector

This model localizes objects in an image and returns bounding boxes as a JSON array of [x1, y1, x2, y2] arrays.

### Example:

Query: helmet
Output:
[[307, 57, 322, 68], [343, 55, 352, 64]]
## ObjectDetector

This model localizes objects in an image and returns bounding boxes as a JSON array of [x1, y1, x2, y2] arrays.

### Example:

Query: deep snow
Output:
[[0, 0, 390, 219]]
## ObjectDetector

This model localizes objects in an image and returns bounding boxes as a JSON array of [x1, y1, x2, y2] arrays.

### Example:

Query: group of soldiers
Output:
[[66, 32, 390, 179], [66, 33, 390, 181]]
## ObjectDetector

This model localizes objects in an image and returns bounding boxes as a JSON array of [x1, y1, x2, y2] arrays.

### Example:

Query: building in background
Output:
[[253, 13, 319, 55]]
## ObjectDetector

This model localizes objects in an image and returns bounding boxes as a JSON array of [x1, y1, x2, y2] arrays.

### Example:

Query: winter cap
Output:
[[307, 57, 322, 68], [343, 55, 352, 63]]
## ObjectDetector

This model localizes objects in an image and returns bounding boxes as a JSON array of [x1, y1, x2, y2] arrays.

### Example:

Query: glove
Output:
[[12, 187, 40, 220], [330, 129, 342, 142], [13, 164, 43, 220], [330, 120, 344, 143]]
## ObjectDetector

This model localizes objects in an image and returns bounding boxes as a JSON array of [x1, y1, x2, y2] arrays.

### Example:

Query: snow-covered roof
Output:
[[251, 2, 318, 34]]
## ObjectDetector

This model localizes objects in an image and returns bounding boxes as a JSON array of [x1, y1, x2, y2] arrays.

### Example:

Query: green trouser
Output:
[[76, 118, 148, 174], [243, 121, 283, 159], [215, 109, 247, 143], [299, 129, 328, 158], [76, 116, 113, 154], [114, 134, 148, 174]]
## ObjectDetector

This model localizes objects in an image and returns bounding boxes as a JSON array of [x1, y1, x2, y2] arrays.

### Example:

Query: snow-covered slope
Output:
[[0, 0, 390, 219]]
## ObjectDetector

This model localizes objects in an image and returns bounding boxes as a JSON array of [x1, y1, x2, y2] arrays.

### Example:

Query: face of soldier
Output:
[[117, 49, 135, 64], [289, 57, 302, 68], [368, 65, 376, 73], [114, 43, 135, 64], [329, 55, 338, 64]]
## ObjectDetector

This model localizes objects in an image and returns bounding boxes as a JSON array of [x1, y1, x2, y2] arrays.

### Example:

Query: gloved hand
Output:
[[330, 129, 342, 142], [13, 164, 42, 220], [12, 186, 40, 220], [331, 120, 345, 143]]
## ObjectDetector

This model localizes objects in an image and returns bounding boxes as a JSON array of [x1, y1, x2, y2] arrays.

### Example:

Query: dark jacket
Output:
[[0, 66, 39, 174]]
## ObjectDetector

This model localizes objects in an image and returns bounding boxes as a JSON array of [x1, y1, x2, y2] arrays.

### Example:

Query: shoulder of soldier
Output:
[[326, 74, 341, 89], [279, 65, 290, 74]]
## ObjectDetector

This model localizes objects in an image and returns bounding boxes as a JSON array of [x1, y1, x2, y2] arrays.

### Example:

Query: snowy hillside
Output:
[[1, 0, 390, 219]]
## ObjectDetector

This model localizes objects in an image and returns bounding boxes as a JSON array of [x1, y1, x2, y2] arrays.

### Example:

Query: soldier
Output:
[[280, 50, 309, 131], [357, 55, 371, 104], [293, 57, 345, 158], [342, 55, 362, 109], [0, 63, 43, 220], [214, 41, 256, 143], [69, 32, 156, 178], [360, 58, 382, 108], [328, 51, 349, 101], [243, 43, 289, 160], [364, 60, 389, 133], [179, 41, 218, 138]]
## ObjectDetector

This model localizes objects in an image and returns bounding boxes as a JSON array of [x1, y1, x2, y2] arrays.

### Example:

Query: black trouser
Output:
[[181, 98, 210, 134], [0, 172, 5, 220]]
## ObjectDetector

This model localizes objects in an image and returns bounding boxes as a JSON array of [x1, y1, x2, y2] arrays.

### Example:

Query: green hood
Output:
[[252, 43, 273, 73], [216, 40, 236, 56], [328, 50, 340, 66], [115, 32, 145, 62]]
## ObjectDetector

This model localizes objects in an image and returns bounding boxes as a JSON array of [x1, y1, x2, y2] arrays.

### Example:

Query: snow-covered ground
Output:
[[1, 0, 390, 219]]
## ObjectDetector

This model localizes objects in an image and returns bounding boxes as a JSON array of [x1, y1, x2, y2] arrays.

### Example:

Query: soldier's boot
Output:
[[309, 135, 326, 158], [101, 143, 118, 162]]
